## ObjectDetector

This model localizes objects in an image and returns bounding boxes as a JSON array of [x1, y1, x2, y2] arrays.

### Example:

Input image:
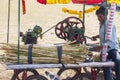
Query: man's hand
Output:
[[91, 35, 99, 41], [94, 46, 101, 52], [92, 36, 97, 41]]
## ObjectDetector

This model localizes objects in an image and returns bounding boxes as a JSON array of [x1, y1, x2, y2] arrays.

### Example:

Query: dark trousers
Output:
[[103, 49, 120, 80]]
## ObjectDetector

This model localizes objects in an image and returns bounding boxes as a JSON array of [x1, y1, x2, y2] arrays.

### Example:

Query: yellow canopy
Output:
[[107, 0, 120, 4]]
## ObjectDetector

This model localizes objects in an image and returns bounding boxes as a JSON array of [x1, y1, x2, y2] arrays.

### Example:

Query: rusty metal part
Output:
[[55, 16, 86, 44]]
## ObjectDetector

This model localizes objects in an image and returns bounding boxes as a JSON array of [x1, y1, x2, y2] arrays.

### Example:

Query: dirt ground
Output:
[[0, 0, 120, 80]]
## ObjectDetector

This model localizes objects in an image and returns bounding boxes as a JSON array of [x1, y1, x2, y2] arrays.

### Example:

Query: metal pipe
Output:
[[7, 62, 114, 70], [7, 0, 11, 44], [82, 0, 86, 23], [17, 0, 21, 64]]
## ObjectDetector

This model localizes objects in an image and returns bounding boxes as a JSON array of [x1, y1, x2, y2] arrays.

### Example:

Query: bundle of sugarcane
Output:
[[1, 43, 90, 64]]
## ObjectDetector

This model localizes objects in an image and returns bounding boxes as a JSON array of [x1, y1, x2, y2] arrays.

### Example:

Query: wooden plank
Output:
[[6, 62, 114, 70]]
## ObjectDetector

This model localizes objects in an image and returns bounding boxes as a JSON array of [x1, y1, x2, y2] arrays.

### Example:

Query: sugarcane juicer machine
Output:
[[20, 16, 86, 64], [20, 16, 86, 44]]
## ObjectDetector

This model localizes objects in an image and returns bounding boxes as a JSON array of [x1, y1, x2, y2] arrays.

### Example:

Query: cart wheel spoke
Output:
[[11, 69, 39, 80]]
